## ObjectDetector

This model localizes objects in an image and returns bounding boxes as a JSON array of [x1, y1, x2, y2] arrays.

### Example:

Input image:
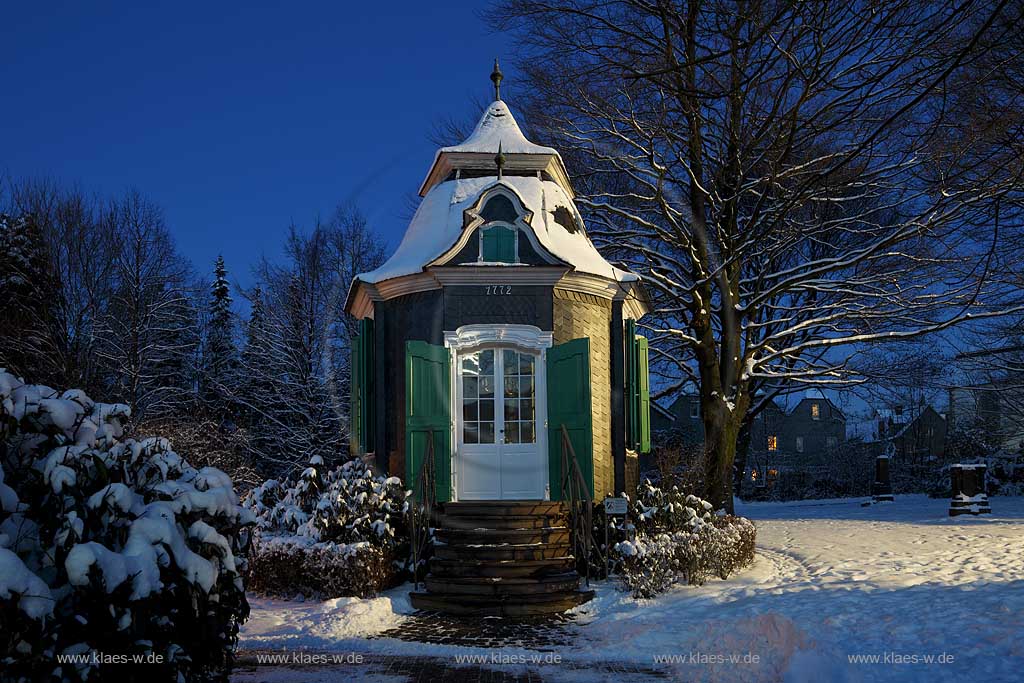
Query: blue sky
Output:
[[1, 1, 512, 287]]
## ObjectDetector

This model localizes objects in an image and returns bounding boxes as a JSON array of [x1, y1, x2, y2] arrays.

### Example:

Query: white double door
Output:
[[455, 346, 547, 500]]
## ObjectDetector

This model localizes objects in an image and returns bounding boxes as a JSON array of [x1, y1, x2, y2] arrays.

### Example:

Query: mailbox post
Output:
[[603, 496, 628, 579]]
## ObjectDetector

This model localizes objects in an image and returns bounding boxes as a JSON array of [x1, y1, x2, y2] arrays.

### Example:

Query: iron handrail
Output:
[[408, 431, 436, 590], [559, 424, 605, 585]]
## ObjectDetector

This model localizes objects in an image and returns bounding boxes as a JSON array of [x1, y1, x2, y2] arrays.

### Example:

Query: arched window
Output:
[[480, 194, 518, 223], [480, 225, 517, 263]]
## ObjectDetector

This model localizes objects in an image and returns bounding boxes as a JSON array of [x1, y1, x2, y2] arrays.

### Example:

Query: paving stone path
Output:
[[234, 611, 670, 682], [375, 611, 580, 650], [233, 652, 671, 682]]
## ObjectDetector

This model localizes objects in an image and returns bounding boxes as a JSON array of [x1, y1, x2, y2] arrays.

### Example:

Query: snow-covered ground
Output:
[[236, 495, 1024, 682]]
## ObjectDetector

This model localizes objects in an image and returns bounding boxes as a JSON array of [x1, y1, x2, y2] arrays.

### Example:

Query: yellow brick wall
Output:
[[552, 289, 613, 498]]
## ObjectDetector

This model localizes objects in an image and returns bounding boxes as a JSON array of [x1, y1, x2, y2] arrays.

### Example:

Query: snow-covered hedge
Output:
[[611, 481, 756, 598], [0, 371, 253, 682], [243, 457, 407, 598]]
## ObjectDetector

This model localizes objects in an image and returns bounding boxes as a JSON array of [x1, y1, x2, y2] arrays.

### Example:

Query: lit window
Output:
[[768, 435, 778, 451], [750, 468, 759, 481], [795, 436, 804, 453], [768, 468, 778, 481], [811, 403, 820, 420]]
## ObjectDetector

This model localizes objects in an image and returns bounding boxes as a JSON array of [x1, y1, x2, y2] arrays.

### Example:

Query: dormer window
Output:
[[480, 195, 518, 223], [480, 225, 517, 263]]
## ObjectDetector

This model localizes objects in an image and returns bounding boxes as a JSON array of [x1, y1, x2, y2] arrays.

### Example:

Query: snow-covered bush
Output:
[[0, 371, 252, 683], [610, 481, 756, 598], [244, 456, 407, 598]]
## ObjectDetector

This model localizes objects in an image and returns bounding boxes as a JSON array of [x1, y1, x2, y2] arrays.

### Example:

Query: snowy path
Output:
[[234, 495, 1024, 683]]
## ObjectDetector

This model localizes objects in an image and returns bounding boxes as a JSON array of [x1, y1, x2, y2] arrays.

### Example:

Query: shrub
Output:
[[0, 371, 252, 683], [611, 481, 756, 598], [244, 457, 407, 598]]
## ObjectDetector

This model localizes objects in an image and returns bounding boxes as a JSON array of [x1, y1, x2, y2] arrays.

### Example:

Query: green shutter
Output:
[[359, 318, 375, 453], [547, 338, 593, 499], [350, 332, 362, 455], [481, 226, 516, 263], [405, 340, 451, 502], [637, 335, 651, 454], [625, 318, 639, 450]]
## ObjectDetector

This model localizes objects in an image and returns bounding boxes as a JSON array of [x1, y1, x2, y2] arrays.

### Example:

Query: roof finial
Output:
[[495, 141, 505, 180], [490, 58, 503, 101]]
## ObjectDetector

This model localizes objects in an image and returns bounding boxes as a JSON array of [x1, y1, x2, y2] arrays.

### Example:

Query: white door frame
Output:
[[444, 324, 552, 501]]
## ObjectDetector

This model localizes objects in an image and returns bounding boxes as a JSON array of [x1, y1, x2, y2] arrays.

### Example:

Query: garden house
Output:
[[344, 66, 652, 614]]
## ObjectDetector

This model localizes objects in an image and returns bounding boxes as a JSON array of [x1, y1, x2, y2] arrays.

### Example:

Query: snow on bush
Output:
[[243, 456, 407, 599], [611, 481, 756, 598], [0, 371, 253, 683]]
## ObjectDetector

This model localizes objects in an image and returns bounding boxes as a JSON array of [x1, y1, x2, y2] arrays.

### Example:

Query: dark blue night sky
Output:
[[1, 1, 514, 286]]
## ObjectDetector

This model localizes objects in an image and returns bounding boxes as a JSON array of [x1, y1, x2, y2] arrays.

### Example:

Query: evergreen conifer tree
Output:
[[202, 255, 238, 420]]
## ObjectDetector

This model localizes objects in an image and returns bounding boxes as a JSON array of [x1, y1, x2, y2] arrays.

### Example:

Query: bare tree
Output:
[[492, 0, 1024, 509], [97, 189, 197, 421], [241, 204, 385, 474], [2, 178, 119, 394]]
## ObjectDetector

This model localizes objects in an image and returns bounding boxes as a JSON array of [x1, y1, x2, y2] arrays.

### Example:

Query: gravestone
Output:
[[871, 455, 894, 503], [948, 464, 992, 516]]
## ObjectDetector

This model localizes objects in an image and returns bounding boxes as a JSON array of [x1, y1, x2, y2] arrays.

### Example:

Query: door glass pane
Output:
[[479, 349, 494, 375], [504, 376, 518, 398], [479, 399, 494, 421], [504, 401, 520, 422], [479, 422, 495, 444], [505, 423, 520, 444], [463, 349, 496, 444], [520, 421, 534, 444], [518, 354, 534, 375], [520, 398, 534, 420]]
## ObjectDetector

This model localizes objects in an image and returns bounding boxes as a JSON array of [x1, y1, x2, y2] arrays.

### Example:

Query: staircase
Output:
[[409, 500, 595, 617]]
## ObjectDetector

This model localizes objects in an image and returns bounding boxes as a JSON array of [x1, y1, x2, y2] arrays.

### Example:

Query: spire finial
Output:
[[495, 141, 505, 180], [490, 58, 503, 101]]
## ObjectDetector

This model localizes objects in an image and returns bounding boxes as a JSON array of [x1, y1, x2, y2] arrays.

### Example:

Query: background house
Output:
[[874, 404, 948, 461], [649, 389, 848, 487], [948, 381, 1024, 454]]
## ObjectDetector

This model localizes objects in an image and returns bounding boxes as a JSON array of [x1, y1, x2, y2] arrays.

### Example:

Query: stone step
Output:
[[434, 542, 571, 562], [409, 589, 595, 617], [434, 527, 570, 546], [435, 513, 567, 530], [440, 501, 566, 518], [425, 573, 580, 597], [429, 556, 575, 579]]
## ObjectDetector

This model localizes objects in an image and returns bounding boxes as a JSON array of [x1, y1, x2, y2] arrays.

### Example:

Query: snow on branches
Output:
[[243, 456, 408, 599], [0, 370, 253, 683], [612, 481, 756, 598]]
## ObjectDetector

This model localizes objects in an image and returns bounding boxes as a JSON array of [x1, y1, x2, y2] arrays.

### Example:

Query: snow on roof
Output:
[[440, 100, 558, 156], [876, 408, 910, 424], [804, 389, 827, 401], [355, 175, 637, 285]]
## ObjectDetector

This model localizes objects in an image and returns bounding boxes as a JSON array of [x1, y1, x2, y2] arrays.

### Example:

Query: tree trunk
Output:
[[734, 419, 753, 501], [702, 401, 741, 514]]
